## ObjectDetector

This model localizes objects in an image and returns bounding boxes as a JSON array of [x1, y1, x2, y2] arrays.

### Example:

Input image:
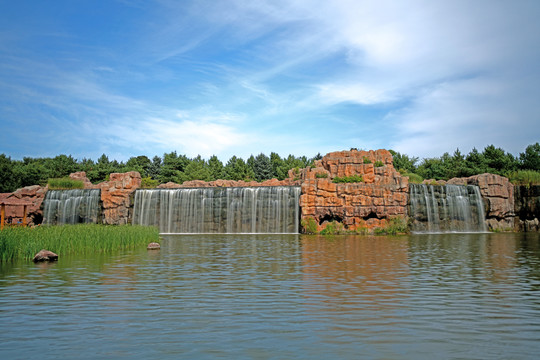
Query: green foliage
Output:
[[177, 155, 212, 183], [507, 170, 540, 187], [0, 224, 159, 262], [251, 153, 274, 181], [319, 221, 346, 235], [389, 150, 418, 173], [374, 217, 409, 235], [208, 155, 224, 180], [374, 160, 384, 167], [363, 156, 372, 164], [301, 217, 318, 234], [47, 178, 84, 190], [520, 143, 540, 171], [333, 175, 364, 183], [224, 156, 255, 181], [140, 176, 159, 188], [315, 172, 328, 178]]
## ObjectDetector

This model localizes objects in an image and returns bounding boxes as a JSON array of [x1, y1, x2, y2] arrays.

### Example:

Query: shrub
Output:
[[374, 216, 409, 235], [315, 172, 328, 178], [363, 157, 372, 164], [47, 178, 84, 190], [333, 175, 364, 183], [141, 176, 159, 188], [301, 217, 318, 234], [374, 160, 384, 167], [320, 221, 346, 235]]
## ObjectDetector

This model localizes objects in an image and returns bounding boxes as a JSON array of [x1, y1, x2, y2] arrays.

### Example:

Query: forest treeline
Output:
[[1, 143, 539, 193]]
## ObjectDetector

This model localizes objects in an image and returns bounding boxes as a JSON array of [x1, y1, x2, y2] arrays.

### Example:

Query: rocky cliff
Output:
[[514, 185, 540, 231]]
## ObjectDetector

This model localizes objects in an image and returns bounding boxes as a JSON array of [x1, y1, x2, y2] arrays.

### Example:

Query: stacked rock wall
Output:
[[300, 150, 409, 231], [0, 185, 47, 225]]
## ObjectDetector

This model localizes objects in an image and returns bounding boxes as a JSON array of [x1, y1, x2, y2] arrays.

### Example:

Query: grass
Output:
[[0, 224, 159, 262], [315, 172, 328, 178], [373, 217, 409, 235], [333, 175, 364, 183], [48, 178, 84, 190], [374, 160, 384, 167], [301, 217, 318, 234], [507, 170, 540, 188], [403, 172, 424, 184]]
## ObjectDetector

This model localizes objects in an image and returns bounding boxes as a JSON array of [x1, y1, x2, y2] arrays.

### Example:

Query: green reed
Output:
[[0, 224, 159, 261]]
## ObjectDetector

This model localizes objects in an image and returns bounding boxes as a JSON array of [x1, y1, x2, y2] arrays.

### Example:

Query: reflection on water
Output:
[[1, 233, 540, 359]]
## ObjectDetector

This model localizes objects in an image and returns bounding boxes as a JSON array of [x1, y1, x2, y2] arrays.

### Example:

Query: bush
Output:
[[363, 157, 372, 164], [301, 217, 318, 234], [47, 178, 84, 190], [374, 217, 409, 235], [374, 160, 384, 167], [141, 176, 159, 188], [315, 172, 328, 178], [333, 175, 364, 183], [319, 221, 346, 235]]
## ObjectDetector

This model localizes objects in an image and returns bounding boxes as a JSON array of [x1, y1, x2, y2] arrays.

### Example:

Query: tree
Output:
[[147, 156, 162, 180], [0, 154, 19, 192], [178, 155, 212, 183], [520, 142, 540, 171], [208, 155, 224, 180], [389, 150, 418, 173], [252, 153, 274, 181], [159, 151, 190, 183], [483, 145, 518, 175], [224, 156, 254, 181]]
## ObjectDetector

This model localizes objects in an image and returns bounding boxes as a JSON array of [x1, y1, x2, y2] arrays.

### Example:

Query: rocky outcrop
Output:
[[69, 171, 95, 189], [98, 172, 141, 225], [1, 185, 47, 225], [514, 185, 540, 231], [300, 150, 409, 232], [448, 173, 514, 231]]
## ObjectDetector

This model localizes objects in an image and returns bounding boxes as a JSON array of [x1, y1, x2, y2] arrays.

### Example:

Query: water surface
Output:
[[1, 233, 539, 359]]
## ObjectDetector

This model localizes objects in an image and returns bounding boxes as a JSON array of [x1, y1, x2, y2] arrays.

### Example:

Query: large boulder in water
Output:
[[33, 249, 58, 262]]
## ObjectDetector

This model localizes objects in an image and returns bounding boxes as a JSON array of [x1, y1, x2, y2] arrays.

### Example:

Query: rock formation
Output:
[[98, 172, 141, 225], [448, 173, 514, 231], [299, 150, 409, 232]]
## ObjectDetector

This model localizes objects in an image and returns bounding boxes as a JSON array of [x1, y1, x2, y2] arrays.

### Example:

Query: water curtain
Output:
[[43, 189, 101, 225], [409, 184, 487, 233], [133, 187, 301, 234]]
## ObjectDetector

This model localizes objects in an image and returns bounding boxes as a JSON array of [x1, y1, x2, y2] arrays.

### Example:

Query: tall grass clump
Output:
[[403, 173, 424, 184], [0, 224, 159, 261], [48, 178, 84, 190], [507, 170, 540, 188]]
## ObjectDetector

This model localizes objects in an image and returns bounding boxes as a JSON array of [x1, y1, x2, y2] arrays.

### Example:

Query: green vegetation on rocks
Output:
[[47, 177, 84, 190]]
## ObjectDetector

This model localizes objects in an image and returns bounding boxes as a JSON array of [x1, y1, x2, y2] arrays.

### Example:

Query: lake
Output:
[[1, 232, 539, 359]]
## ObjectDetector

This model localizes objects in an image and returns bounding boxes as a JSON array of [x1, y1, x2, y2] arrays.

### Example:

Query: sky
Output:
[[1, 0, 539, 162]]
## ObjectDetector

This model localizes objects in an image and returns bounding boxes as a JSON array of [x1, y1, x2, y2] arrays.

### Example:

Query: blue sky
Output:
[[1, 0, 539, 162]]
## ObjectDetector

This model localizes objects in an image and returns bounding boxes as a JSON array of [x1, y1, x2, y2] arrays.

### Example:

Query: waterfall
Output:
[[409, 184, 487, 233], [133, 187, 301, 234], [43, 189, 101, 225]]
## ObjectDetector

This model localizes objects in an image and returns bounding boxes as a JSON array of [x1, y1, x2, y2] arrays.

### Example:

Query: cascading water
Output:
[[43, 189, 101, 225], [132, 187, 301, 234], [409, 184, 487, 233]]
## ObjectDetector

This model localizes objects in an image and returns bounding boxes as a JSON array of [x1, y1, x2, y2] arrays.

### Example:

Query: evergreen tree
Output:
[[208, 155, 224, 180], [252, 153, 274, 181], [520, 142, 540, 171]]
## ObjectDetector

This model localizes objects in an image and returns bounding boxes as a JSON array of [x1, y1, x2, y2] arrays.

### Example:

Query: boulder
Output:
[[33, 249, 58, 262], [147, 242, 161, 250]]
